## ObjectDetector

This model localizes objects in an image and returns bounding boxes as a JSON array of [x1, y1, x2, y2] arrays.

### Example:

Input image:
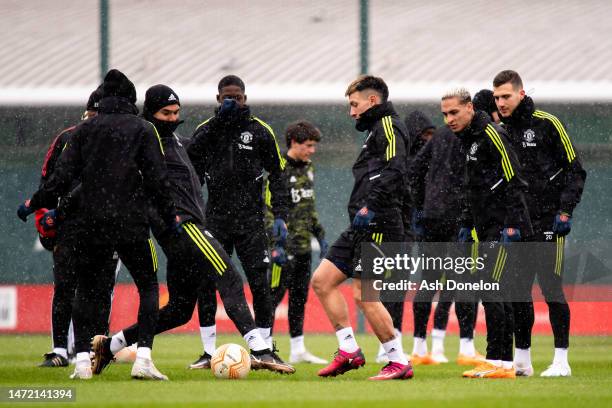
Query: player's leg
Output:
[[378, 300, 404, 363], [269, 259, 289, 335], [430, 289, 453, 363], [512, 240, 537, 376], [287, 253, 327, 364]]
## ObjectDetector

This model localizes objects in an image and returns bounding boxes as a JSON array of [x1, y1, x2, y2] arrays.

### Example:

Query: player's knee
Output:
[[311, 271, 327, 296]]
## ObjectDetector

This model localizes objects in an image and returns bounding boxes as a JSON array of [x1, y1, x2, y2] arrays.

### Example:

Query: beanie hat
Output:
[[143, 84, 180, 118], [473, 89, 497, 117], [85, 85, 104, 111], [101, 69, 137, 104]]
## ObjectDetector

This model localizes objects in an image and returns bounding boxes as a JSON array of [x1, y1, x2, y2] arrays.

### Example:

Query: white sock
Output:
[[502, 360, 513, 369], [553, 348, 568, 365], [412, 337, 427, 356], [243, 329, 268, 352], [486, 359, 501, 367], [200, 325, 217, 355], [76, 352, 90, 364], [290, 335, 305, 355], [514, 347, 531, 366], [383, 337, 408, 364], [336, 327, 359, 353], [377, 342, 386, 357], [110, 331, 127, 355], [136, 347, 151, 361], [53, 347, 68, 359], [258, 327, 272, 348], [459, 338, 475, 357], [431, 329, 446, 354]]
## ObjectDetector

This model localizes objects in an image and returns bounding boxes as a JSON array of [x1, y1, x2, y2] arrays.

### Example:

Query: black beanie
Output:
[[86, 85, 104, 111], [473, 89, 497, 117], [143, 84, 180, 117], [102, 69, 137, 103]]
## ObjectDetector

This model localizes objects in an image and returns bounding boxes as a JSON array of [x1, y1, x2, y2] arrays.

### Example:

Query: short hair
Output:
[[493, 70, 523, 90], [441, 87, 471, 104], [345, 75, 389, 102], [285, 120, 321, 148], [218, 75, 245, 92], [473, 89, 497, 117]]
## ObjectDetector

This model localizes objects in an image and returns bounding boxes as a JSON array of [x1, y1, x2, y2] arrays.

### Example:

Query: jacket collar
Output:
[[507, 96, 535, 127], [355, 101, 397, 131], [455, 110, 491, 143], [285, 153, 309, 168]]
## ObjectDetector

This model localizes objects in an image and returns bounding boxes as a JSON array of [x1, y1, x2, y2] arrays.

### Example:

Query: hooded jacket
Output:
[[456, 110, 532, 239], [405, 110, 436, 157], [30, 70, 176, 243], [187, 105, 289, 228], [502, 96, 586, 219], [348, 102, 409, 226]]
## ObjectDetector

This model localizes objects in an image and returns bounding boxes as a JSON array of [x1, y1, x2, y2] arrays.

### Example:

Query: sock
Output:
[[553, 348, 568, 365], [377, 342, 386, 357], [383, 337, 408, 364], [53, 347, 68, 359], [431, 329, 446, 354], [412, 337, 427, 356], [244, 329, 269, 352], [290, 335, 305, 355], [110, 331, 127, 355], [502, 361, 513, 369], [514, 347, 531, 367], [76, 352, 91, 369], [136, 347, 151, 360], [200, 325, 217, 355], [336, 327, 359, 353], [486, 359, 501, 367], [459, 338, 475, 357], [258, 327, 272, 348]]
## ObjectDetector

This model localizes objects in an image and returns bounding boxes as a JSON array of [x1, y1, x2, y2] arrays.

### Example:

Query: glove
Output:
[[271, 246, 287, 266], [458, 227, 472, 242], [318, 238, 329, 259], [218, 98, 239, 119], [502, 227, 521, 243], [411, 209, 425, 239], [352, 207, 375, 231], [40, 209, 57, 231], [552, 212, 572, 237], [272, 218, 288, 247], [17, 200, 34, 222]]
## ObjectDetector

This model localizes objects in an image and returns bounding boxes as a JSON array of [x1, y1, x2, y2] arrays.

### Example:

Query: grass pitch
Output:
[[0, 333, 611, 407]]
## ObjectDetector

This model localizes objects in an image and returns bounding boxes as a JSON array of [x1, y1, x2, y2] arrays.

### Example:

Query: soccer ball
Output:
[[210, 343, 251, 379]]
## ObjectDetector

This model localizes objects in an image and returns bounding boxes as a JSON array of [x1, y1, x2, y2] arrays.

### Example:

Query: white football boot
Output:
[[289, 350, 328, 364], [131, 357, 169, 381], [540, 362, 572, 377]]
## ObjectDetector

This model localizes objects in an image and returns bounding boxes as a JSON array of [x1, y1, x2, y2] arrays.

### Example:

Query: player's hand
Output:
[[39, 209, 57, 231], [352, 207, 375, 231], [411, 209, 425, 240], [457, 227, 473, 242], [502, 227, 521, 243], [318, 238, 329, 259], [17, 200, 34, 222], [552, 212, 572, 236], [271, 246, 287, 266], [273, 218, 288, 247], [218, 98, 238, 119]]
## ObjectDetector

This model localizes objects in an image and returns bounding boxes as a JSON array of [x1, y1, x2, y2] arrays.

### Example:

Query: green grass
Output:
[[0, 334, 611, 407]]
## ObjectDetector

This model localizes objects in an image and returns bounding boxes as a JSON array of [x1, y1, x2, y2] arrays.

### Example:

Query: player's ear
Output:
[[519, 89, 526, 99], [216, 94, 221, 104]]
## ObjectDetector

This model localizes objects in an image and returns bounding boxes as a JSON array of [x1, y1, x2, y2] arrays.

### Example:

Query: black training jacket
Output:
[[456, 110, 532, 239], [408, 126, 464, 221], [348, 102, 409, 225], [502, 96, 586, 218], [30, 96, 176, 243], [187, 105, 289, 226]]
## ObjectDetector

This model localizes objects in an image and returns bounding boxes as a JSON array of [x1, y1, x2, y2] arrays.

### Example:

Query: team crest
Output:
[[240, 131, 253, 144], [523, 129, 535, 143], [469, 142, 478, 155]]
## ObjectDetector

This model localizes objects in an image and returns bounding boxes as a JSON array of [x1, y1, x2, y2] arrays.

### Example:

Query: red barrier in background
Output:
[[1, 284, 611, 335]]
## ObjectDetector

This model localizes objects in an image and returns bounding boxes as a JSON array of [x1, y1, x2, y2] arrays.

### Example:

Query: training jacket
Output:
[[502, 96, 586, 219], [348, 102, 409, 225], [30, 96, 176, 243], [408, 126, 464, 221], [188, 105, 289, 228], [456, 110, 532, 239]]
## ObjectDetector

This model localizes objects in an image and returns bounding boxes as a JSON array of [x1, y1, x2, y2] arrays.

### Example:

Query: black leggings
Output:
[[72, 238, 159, 353], [51, 239, 117, 349], [270, 253, 312, 338], [122, 222, 256, 346], [197, 221, 272, 329]]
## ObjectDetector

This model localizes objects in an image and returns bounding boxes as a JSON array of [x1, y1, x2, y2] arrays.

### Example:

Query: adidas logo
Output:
[[344, 334, 353, 340], [168, 93, 177, 102], [290, 176, 297, 183]]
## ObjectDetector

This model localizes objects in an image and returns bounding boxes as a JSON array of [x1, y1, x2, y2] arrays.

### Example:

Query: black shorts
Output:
[[326, 226, 404, 278]]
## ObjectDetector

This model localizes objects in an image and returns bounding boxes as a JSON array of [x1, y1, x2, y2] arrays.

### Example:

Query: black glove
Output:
[[218, 98, 239, 121], [273, 218, 288, 247], [318, 238, 329, 259], [552, 212, 572, 237], [352, 207, 375, 231], [271, 246, 287, 266], [502, 227, 521, 243], [458, 227, 472, 243], [17, 200, 34, 222]]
